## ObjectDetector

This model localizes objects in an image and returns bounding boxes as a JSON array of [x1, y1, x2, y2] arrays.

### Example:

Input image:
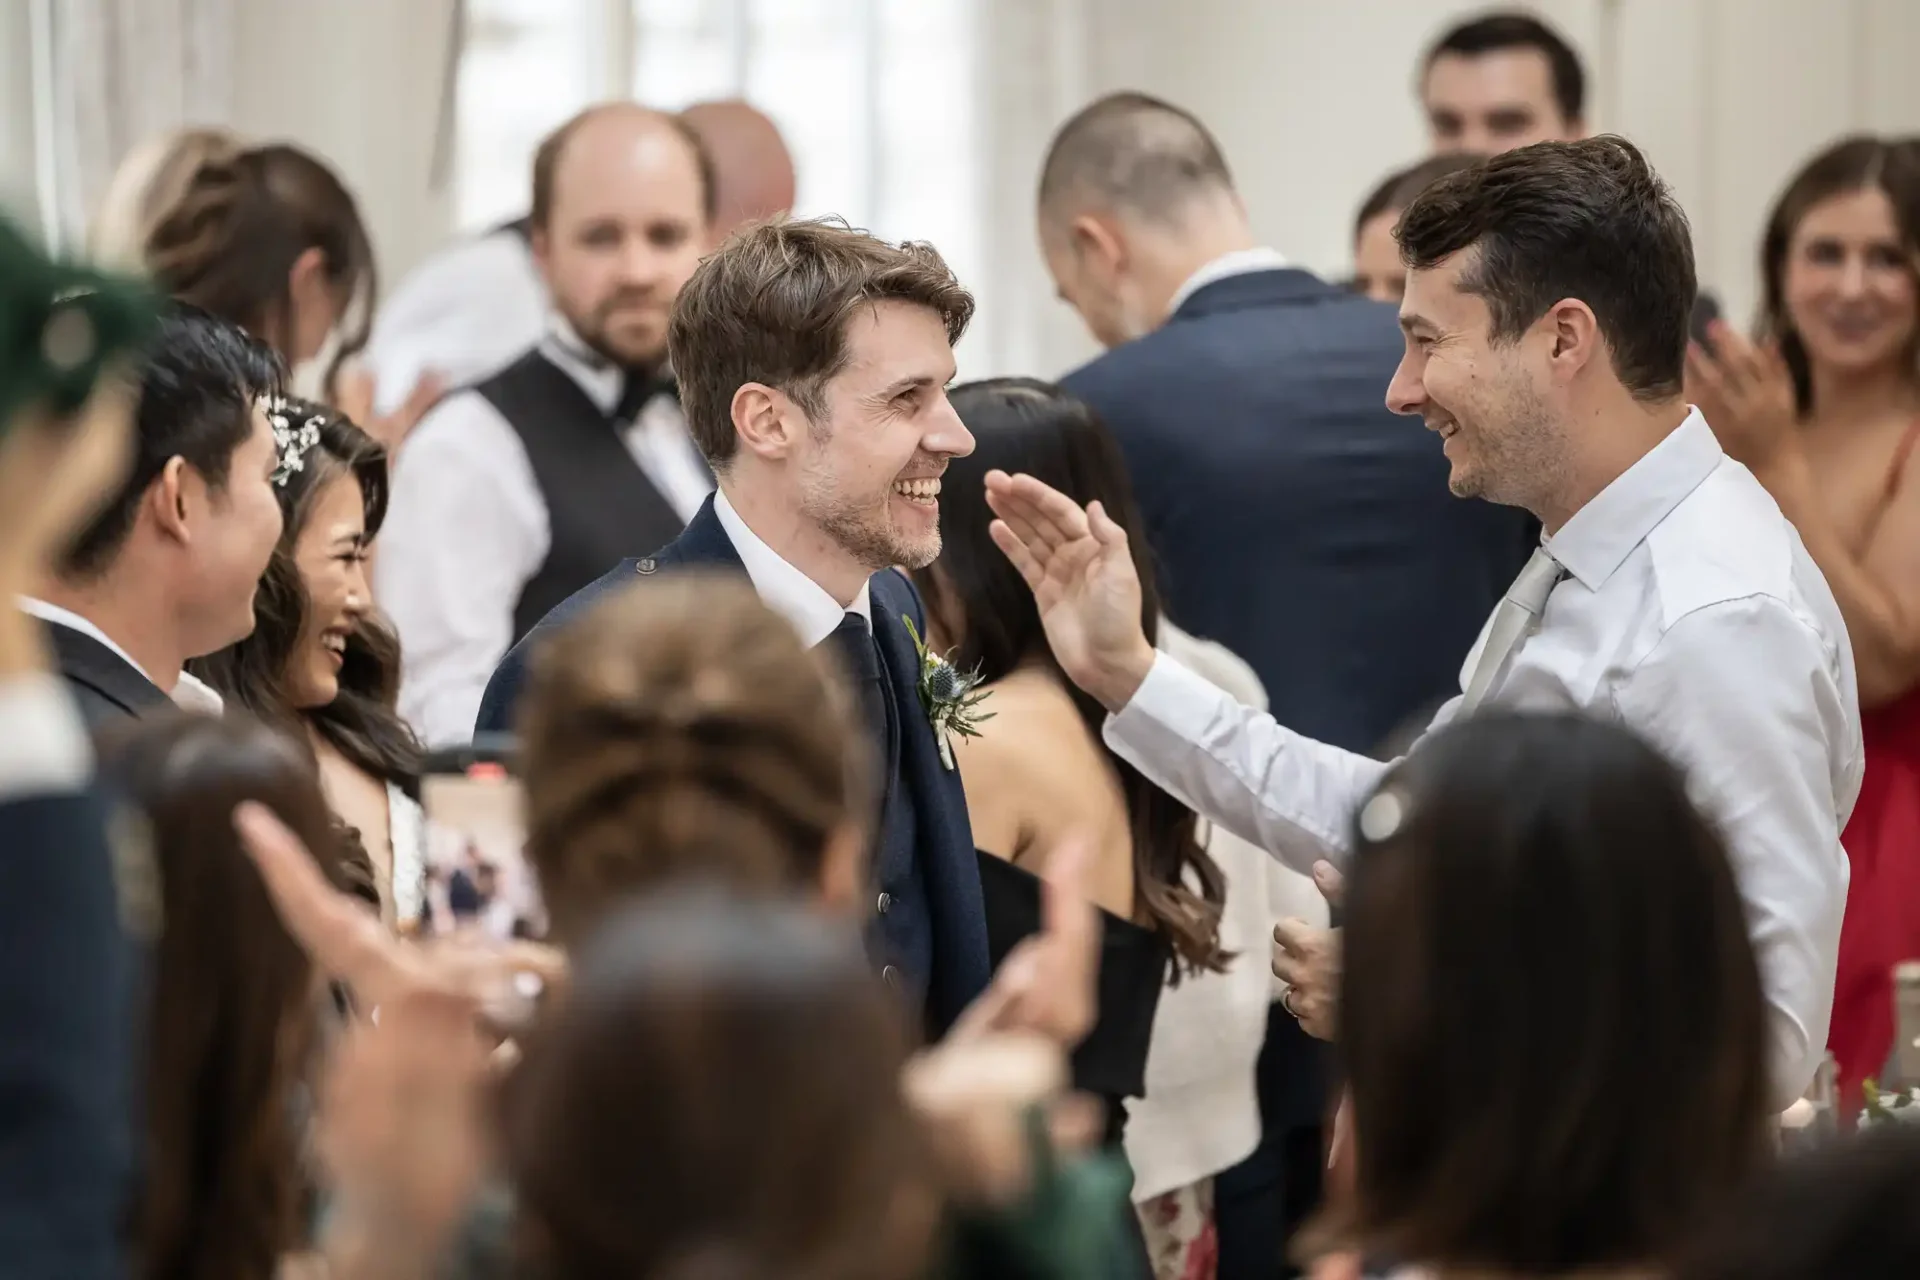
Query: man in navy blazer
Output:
[[1036, 93, 1534, 1278], [477, 218, 991, 1034]]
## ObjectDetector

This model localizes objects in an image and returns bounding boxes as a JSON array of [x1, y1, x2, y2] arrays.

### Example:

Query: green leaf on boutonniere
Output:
[[903, 614, 994, 769]]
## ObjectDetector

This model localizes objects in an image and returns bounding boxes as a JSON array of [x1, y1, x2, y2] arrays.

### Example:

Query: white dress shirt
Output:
[[19, 597, 225, 715], [1165, 247, 1290, 317], [1106, 411, 1863, 1109], [0, 674, 92, 800], [377, 320, 714, 745], [361, 228, 549, 413], [712, 489, 871, 643]]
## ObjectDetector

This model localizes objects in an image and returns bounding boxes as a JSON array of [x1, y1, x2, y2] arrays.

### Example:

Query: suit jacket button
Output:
[[882, 964, 900, 987], [876, 891, 893, 915], [635, 557, 657, 575]]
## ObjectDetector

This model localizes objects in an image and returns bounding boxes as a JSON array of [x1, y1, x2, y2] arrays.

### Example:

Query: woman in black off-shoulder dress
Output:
[[909, 378, 1228, 1155]]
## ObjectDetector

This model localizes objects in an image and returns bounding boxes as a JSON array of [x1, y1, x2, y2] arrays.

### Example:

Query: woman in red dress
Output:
[[1690, 136, 1920, 1106]]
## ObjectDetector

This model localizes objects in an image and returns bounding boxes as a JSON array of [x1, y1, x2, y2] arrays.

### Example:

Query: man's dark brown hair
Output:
[[529, 103, 718, 229], [667, 216, 974, 468], [1395, 135, 1695, 399]]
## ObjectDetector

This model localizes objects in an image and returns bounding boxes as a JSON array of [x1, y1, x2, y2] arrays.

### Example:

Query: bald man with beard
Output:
[[376, 104, 726, 744], [362, 99, 798, 411]]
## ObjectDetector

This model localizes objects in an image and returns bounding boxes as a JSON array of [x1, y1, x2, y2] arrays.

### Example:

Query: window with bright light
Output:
[[456, 0, 983, 356]]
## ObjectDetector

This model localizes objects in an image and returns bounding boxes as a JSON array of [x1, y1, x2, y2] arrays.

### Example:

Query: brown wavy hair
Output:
[[105, 713, 349, 1280], [504, 889, 936, 1280], [144, 142, 375, 387], [519, 573, 871, 945]]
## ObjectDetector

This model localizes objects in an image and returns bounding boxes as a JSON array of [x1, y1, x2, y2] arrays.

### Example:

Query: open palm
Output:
[[983, 469, 1154, 710]]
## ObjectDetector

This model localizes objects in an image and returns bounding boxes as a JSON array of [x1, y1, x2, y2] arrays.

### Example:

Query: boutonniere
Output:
[[903, 615, 993, 769]]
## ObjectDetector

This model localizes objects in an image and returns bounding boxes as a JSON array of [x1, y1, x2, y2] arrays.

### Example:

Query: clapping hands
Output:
[[1686, 321, 1801, 474]]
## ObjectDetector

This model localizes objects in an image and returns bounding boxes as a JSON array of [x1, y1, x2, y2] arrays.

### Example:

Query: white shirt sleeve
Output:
[[375, 393, 549, 746], [1613, 597, 1852, 1112], [0, 673, 91, 800], [361, 233, 549, 414], [1103, 652, 1391, 876]]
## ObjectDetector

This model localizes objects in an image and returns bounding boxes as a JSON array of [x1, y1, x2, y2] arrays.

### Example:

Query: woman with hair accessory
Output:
[[1688, 135, 1920, 1106], [1303, 713, 1771, 1280], [190, 395, 425, 925]]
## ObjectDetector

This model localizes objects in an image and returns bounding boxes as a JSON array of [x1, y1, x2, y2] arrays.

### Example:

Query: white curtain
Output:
[[49, 0, 237, 244]]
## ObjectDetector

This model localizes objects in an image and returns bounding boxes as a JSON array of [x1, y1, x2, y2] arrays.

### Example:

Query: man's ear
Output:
[[528, 223, 554, 287], [1070, 213, 1128, 280], [146, 457, 193, 546], [731, 382, 805, 463], [1544, 297, 1601, 380]]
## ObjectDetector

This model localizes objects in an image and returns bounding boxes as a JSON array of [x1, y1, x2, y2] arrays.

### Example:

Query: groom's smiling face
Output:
[[792, 299, 973, 573]]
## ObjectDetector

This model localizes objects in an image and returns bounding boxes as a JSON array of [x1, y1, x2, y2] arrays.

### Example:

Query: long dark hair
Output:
[[107, 713, 348, 1280], [911, 377, 1225, 974], [1759, 135, 1920, 412], [1333, 712, 1771, 1272], [189, 398, 421, 791], [144, 142, 376, 388]]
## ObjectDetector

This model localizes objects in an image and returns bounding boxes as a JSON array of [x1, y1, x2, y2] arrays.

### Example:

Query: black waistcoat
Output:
[[474, 349, 690, 642]]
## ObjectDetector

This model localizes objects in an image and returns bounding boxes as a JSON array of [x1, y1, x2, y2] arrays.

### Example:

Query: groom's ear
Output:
[[731, 381, 800, 462]]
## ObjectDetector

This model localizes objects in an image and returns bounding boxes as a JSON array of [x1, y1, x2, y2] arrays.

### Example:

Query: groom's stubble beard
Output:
[[797, 429, 943, 574], [1457, 374, 1568, 511]]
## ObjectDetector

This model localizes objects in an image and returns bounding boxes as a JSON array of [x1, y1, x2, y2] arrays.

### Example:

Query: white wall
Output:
[[987, 0, 1920, 378], [10, 0, 1920, 380]]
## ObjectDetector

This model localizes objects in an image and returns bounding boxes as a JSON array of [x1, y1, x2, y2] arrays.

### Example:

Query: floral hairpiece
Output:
[[265, 395, 323, 487]]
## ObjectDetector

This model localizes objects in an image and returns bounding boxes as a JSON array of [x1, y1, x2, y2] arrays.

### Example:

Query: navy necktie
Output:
[[826, 612, 891, 772]]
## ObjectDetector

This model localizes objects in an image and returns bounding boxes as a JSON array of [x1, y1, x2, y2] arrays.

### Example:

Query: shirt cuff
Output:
[[0, 674, 92, 801], [1104, 651, 1236, 756]]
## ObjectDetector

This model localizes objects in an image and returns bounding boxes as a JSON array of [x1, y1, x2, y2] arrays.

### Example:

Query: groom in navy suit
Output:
[[476, 217, 991, 1033]]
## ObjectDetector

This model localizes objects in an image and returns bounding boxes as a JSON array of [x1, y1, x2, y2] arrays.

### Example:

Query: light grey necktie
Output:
[[1460, 547, 1565, 712]]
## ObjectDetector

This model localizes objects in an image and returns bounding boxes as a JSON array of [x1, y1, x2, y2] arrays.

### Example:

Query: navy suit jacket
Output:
[[1063, 268, 1535, 754], [0, 785, 131, 1278], [476, 497, 993, 1032]]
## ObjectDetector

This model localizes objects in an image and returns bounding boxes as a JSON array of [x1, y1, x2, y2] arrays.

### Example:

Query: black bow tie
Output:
[[612, 370, 676, 425]]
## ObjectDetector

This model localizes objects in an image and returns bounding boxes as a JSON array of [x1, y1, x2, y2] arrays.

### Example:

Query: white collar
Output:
[[1166, 247, 1290, 318], [537, 314, 622, 415], [1544, 409, 1722, 592], [711, 489, 873, 647], [18, 596, 225, 713]]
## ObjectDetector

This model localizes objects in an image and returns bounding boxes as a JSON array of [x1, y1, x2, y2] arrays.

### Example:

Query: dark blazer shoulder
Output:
[[41, 621, 169, 730]]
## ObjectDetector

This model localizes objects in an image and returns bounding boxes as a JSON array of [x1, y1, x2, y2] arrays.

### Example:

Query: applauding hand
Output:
[[331, 362, 445, 459], [984, 470, 1156, 711], [1686, 321, 1801, 475]]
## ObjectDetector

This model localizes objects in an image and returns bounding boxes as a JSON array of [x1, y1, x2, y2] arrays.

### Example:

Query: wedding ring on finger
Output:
[[1281, 985, 1303, 1020]]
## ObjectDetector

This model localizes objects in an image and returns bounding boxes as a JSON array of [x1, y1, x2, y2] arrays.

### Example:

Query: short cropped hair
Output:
[[1038, 91, 1234, 223], [530, 104, 718, 229], [1395, 136, 1695, 399], [61, 303, 283, 579], [667, 217, 974, 468], [1425, 11, 1586, 122]]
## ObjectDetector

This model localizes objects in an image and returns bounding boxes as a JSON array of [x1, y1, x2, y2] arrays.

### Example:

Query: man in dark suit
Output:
[[1037, 93, 1535, 1277], [478, 217, 992, 1034], [22, 304, 286, 730]]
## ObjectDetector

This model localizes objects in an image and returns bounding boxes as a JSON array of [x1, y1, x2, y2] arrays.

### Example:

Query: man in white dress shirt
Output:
[[377, 104, 716, 745], [987, 137, 1863, 1112]]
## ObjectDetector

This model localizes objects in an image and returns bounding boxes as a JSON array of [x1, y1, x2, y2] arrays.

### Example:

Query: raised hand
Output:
[[233, 802, 565, 1019], [983, 469, 1156, 711], [1687, 321, 1800, 474]]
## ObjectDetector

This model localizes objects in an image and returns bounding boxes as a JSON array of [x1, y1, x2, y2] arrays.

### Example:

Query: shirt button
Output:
[[882, 965, 900, 987], [876, 891, 893, 915]]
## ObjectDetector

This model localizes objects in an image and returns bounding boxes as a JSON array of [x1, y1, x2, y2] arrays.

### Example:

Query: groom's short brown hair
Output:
[[669, 217, 975, 468]]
